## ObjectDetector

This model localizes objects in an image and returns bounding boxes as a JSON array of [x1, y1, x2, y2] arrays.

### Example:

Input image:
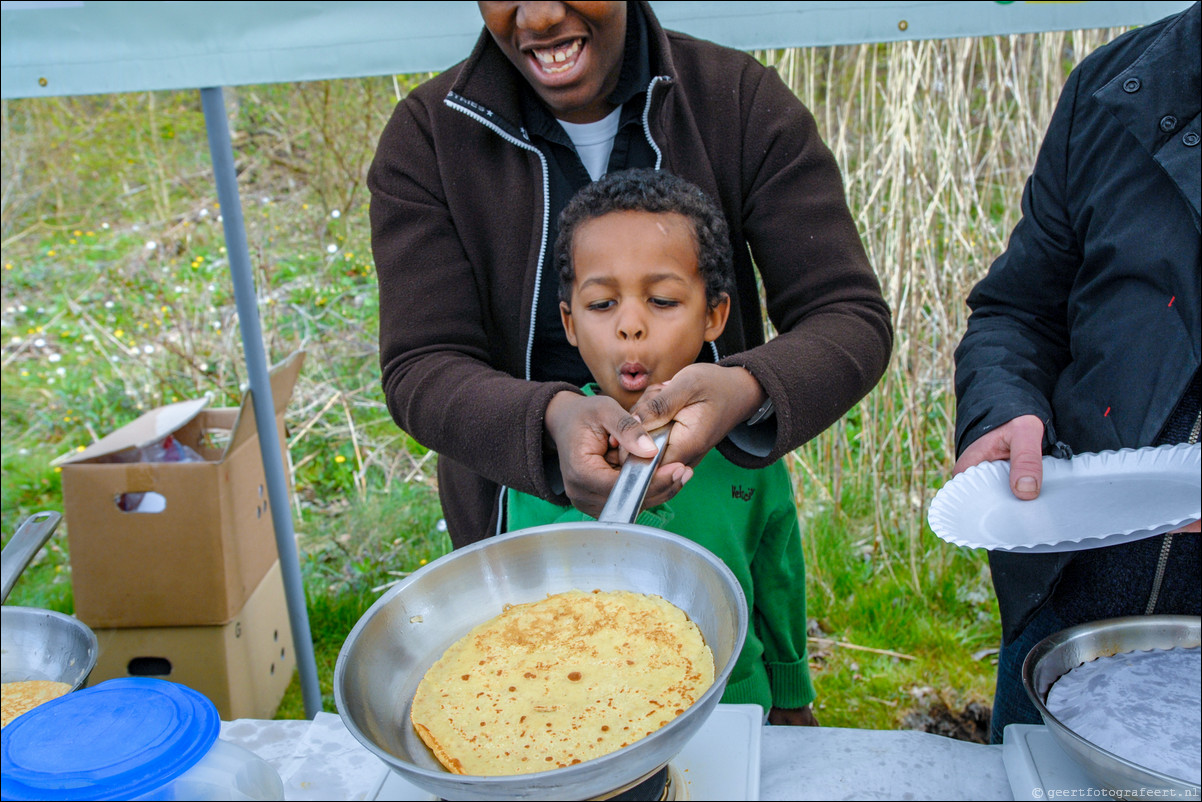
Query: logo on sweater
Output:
[[731, 485, 755, 502]]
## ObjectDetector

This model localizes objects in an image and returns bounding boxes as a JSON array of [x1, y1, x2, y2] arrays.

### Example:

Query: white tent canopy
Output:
[[2, 0, 1191, 719], [2, 1, 1190, 99]]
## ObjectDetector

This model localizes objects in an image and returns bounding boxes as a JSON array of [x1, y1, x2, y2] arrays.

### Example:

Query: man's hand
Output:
[[544, 392, 688, 518], [952, 414, 1045, 500], [627, 364, 765, 507]]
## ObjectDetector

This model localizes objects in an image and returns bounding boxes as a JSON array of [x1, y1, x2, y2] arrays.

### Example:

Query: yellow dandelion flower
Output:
[[4, 263, 11, 270], [87, 231, 95, 236], [48, 249, 57, 256], [54, 466, 62, 473], [335, 455, 346, 463], [69, 238, 77, 245], [74, 230, 82, 236], [419, 558, 428, 566]]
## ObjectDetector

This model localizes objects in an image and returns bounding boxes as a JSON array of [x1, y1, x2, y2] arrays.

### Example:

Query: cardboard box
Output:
[[88, 560, 297, 721], [59, 351, 303, 628]]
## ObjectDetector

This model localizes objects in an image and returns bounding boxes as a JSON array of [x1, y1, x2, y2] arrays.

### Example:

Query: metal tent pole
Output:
[[200, 86, 322, 719]]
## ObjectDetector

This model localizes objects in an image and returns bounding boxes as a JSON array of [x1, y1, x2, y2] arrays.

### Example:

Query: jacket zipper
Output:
[[1144, 534, 1173, 615], [1144, 410, 1201, 615], [641, 76, 667, 170], [443, 93, 551, 384], [443, 94, 550, 538]]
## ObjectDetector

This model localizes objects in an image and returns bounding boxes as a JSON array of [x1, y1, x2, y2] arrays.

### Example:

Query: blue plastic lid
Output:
[[1, 677, 219, 801]]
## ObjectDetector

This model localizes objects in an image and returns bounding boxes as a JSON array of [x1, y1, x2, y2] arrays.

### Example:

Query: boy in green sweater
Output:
[[506, 168, 817, 726]]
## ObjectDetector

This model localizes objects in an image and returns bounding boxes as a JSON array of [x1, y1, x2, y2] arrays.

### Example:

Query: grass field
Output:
[[0, 26, 1123, 735]]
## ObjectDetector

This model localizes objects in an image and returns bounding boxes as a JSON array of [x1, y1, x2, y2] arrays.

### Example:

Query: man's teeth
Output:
[[534, 39, 582, 70]]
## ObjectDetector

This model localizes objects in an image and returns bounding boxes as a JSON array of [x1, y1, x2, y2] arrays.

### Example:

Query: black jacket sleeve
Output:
[[953, 69, 1084, 458]]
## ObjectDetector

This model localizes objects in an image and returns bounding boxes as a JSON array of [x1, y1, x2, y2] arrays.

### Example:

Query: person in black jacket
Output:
[[952, 1, 1200, 744]]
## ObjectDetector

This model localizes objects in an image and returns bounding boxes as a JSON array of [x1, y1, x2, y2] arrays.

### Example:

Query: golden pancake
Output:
[[410, 589, 714, 776], [1, 680, 73, 728]]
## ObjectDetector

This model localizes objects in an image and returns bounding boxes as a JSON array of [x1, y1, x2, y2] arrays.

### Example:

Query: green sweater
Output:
[[506, 392, 815, 713]]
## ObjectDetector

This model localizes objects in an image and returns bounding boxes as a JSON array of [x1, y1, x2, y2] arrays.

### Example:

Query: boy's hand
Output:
[[768, 705, 819, 726]]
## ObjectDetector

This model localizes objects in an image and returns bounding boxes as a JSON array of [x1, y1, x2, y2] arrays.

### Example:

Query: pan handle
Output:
[[597, 425, 672, 525], [1, 511, 63, 604]]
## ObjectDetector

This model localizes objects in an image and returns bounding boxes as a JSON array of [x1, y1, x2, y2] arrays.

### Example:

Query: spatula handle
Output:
[[597, 425, 672, 525], [1, 511, 63, 603]]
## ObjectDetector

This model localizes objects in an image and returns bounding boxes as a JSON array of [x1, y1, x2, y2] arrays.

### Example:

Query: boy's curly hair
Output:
[[555, 168, 735, 307]]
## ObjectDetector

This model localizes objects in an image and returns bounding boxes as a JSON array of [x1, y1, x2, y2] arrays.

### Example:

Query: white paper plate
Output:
[[928, 443, 1201, 553]]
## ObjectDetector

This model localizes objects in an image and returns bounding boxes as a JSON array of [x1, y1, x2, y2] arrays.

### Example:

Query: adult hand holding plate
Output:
[[929, 442, 1201, 553], [952, 415, 1046, 500]]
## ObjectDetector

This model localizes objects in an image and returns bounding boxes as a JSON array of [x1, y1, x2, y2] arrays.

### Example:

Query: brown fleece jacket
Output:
[[369, 1, 893, 547]]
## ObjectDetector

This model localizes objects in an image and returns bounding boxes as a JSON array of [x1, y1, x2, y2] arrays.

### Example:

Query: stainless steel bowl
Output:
[[334, 522, 748, 801], [1, 606, 98, 691], [2, 511, 98, 693], [1023, 615, 1201, 797]]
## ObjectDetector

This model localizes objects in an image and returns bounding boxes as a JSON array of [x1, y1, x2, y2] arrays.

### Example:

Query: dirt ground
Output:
[[901, 695, 992, 744]]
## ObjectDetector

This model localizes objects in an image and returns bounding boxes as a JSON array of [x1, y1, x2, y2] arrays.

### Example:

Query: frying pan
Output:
[[335, 429, 749, 800], [1, 512, 98, 692]]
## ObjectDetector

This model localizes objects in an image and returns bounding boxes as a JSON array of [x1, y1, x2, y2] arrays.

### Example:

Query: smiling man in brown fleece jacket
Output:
[[369, 1, 893, 547]]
